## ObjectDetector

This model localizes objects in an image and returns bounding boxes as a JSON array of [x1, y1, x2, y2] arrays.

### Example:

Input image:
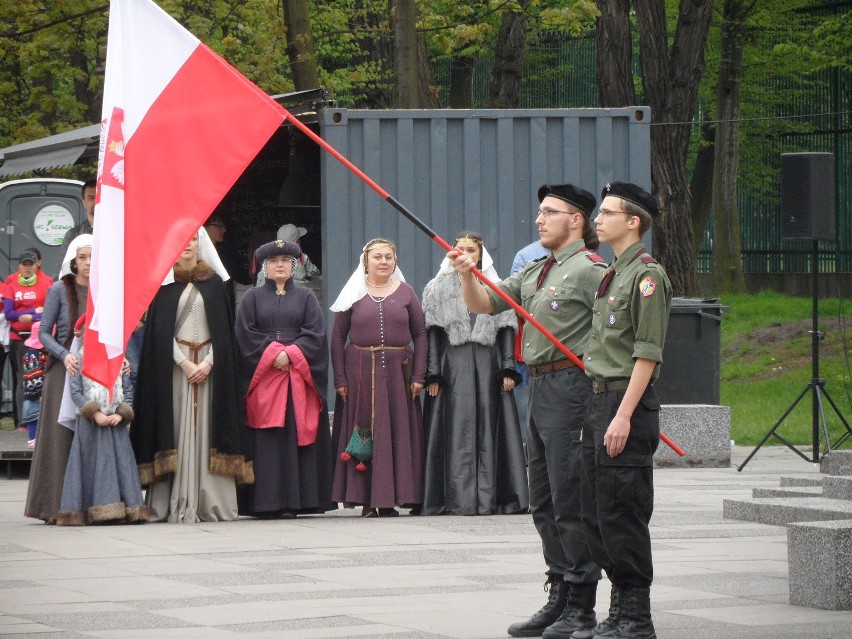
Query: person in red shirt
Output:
[[0, 280, 11, 418], [4, 249, 53, 427]]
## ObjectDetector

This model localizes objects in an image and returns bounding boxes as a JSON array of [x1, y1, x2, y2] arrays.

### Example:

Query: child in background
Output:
[[0, 281, 10, 418], [56, 315, 151, 525], [21, 321, 47, 449]]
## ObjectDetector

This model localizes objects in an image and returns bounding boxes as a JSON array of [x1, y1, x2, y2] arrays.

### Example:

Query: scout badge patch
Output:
[[639, 276, 656, 297]]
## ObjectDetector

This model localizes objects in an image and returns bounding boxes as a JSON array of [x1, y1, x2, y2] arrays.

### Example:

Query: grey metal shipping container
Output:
[[0, 106, 652, 408], [319, 107, 651, 310], [0, 178, 85, 279]]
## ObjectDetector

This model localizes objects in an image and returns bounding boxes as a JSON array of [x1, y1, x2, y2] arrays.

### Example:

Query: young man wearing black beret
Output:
[[575, 182, 672, 639], [450, 183, 607, 639]]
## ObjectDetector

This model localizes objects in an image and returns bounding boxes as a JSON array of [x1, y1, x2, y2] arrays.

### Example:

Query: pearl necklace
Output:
[[366, 277, 392, 288]]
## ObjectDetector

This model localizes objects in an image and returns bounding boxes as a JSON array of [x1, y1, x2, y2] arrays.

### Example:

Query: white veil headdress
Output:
[[436, 244, 501, 283], [330, 242, 406, 312], [58, 234, 94, 278], [161, 226, 230, 285]]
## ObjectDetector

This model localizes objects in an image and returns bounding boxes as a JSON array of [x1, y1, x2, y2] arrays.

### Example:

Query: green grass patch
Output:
[[718, 292, 852, 446]]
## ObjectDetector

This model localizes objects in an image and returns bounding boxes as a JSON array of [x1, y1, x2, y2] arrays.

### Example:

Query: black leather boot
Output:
[[508, 575, 569, 637], [594, 587, 655, 639], [541, 582, 597, 638], [570, 584, 622, 639]]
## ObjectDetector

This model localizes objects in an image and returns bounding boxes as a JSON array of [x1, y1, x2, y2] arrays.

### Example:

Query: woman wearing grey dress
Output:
[[24, 235, 91, 523]]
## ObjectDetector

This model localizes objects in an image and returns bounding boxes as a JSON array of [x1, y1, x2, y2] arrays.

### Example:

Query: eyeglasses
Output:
[[536, 207, 572, 218], [597, 208, 633, 218]]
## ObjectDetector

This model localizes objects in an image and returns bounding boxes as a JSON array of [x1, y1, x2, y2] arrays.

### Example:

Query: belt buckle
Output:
[[593, 380, 602, 393]]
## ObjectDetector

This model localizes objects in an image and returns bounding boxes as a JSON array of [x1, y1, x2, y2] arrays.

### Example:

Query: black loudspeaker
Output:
[[781, 152, 836, 241]]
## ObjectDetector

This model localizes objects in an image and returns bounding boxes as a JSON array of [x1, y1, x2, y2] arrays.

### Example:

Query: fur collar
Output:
[[422, 272, 516, 347], [172, 260, 214, 284]]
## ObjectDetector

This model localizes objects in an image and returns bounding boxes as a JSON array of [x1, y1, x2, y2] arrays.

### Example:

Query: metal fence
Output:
[[433, 27, 851, 275]]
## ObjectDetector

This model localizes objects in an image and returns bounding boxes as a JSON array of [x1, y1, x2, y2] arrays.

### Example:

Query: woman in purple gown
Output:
[[330, 238, 427, 517]]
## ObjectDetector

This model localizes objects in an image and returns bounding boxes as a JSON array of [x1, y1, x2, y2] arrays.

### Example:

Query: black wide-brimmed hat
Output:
[[537, 184, 596, 217], [601, 181, 660, 219], [253, 239, 301, 274]]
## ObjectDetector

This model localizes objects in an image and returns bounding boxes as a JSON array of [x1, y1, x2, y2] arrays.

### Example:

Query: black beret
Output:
[[538, 183, 596, 217], [254, 239, 301, 265], [601, 181, 660, 219]]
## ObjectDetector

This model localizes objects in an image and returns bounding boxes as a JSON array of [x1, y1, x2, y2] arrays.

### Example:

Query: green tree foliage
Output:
[[694, 0, 850, 243], [0, 1, 292, 150], [0, 1, 108, 146]]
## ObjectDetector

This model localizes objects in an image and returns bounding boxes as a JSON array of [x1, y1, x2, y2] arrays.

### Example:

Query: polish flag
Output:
[[84, 0, 286, 389]]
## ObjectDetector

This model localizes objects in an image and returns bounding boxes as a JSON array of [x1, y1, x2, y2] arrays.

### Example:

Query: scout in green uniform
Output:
[[576, 182, 672, 639], [449, 184, 606, 639]]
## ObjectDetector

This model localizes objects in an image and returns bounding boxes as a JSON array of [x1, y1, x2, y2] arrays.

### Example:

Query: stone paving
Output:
[[1, 446, 851, 638]]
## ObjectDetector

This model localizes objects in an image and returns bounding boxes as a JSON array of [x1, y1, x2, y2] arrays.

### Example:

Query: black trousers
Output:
[[581, 384, 660, 588], [8, 339, 25, 427], [528, 366, 601, 584]]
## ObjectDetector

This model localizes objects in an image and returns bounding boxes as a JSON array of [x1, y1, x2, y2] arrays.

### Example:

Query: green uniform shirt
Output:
[[584, 241, 673, 381], [486, 239, 606, 366]]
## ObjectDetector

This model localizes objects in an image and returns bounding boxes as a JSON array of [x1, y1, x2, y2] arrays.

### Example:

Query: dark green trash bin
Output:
[[654, 298, 729, 405]]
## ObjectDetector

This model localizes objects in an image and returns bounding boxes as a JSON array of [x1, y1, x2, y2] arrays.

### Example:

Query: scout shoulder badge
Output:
[[638, 254, 658, 297]]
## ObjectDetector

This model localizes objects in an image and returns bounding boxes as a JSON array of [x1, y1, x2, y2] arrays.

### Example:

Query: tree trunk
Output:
[[283, 0, 320, 90], [449, 56, 475, 108], [417, 33, 440, 108], [690, 124, 715, 258], [487, 1, 530, 109], [349, 1, 393, 108], [633, 0, 714, 296], [711, 0, 749, 294], [594, 0, 636, 106], [393, 0, 418, 108]]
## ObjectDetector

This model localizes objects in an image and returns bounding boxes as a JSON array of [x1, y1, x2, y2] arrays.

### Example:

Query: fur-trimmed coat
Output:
[[130, 260, 252, 487], [422, 272, 517, 347], [420, 272, 528, 515]]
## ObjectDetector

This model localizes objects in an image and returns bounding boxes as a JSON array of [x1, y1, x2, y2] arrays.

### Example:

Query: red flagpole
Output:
[[283, 111, 685, 457]]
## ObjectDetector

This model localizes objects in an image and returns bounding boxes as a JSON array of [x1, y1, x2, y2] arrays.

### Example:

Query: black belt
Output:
[[528, 359, 577, 377], [592, 379, 631, 394]]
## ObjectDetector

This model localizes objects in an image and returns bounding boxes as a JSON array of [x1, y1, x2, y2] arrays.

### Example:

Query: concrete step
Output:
[[823, 475, 852, 501], [780, 476, 823, 488], [788, 519, 852, 610], [723, 496, 852, 526], [752, 486, 822, 499], [820, 450, 852, 476]]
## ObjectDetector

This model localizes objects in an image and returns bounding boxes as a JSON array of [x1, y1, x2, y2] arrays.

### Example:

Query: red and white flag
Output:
[[85, 0, 285, 389]]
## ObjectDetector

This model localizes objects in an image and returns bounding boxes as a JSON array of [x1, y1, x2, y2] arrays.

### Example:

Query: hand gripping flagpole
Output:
[[283, 111, 684, 457]]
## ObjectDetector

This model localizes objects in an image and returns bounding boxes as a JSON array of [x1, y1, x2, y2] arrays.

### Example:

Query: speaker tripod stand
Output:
[[738, 240, 852, 471]]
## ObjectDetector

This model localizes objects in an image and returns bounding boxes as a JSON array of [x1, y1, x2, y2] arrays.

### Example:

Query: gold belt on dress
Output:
[[175, 337, 212, 428], [175, 337, 212, 351], [352, 345, 406, 435]]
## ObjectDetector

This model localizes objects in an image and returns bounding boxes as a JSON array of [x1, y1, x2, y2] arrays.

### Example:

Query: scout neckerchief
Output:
[[536, 246, 590, 291], [596, 247, 647, 298]]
